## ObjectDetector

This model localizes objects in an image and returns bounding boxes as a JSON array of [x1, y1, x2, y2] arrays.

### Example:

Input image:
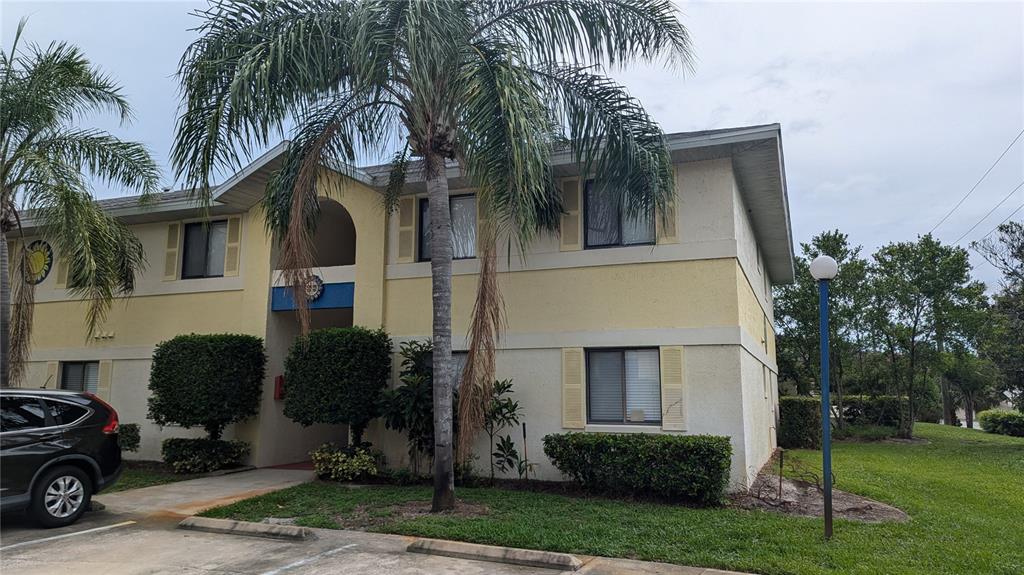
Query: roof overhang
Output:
[[13, 125, 794, 283]]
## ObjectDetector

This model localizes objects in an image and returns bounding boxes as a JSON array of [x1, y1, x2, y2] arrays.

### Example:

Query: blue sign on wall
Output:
[[271, 282, 354, 311]]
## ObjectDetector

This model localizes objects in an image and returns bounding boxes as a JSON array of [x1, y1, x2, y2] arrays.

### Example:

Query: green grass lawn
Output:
[[200, 423, 1024, 575], [105, 460, 195, 493]]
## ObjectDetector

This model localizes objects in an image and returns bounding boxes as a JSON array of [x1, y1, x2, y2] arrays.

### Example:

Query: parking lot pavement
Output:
[[0, 517, 549, 575]]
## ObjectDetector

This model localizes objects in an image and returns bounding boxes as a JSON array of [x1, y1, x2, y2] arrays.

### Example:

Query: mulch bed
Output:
[[732, 473, 909, 523]]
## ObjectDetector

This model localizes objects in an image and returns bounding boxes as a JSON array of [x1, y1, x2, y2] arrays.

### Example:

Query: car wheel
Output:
[[30, 465, 93, 528]]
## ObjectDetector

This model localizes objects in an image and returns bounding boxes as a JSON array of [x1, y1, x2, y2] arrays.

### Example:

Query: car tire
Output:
[[29, 465, 93, 528]]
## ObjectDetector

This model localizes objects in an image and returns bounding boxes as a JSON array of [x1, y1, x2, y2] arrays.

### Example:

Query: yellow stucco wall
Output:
[[384, 258, 741, 338]]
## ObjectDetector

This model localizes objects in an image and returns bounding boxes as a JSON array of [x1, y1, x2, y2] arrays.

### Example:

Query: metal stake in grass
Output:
[[810, 255, 839, 541]]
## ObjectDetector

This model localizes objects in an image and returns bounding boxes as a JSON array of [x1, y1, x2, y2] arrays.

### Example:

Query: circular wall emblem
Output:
[[24, 240, 54, 285], [304, 275, 324, 302]]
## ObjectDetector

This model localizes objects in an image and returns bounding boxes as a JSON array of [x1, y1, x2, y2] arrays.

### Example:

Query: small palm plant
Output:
[[173, 0, 691, 510], [0, 21, 160, 385]]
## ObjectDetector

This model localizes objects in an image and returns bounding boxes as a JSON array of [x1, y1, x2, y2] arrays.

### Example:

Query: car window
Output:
[[44, 400, 89, 425], [1, 396, 49, 432]]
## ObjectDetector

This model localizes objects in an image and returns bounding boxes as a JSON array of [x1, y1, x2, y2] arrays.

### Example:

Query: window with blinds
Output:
[[182, 220, 228, 279], [418, 195, 477, 261], [60, 361, 99, 394], [586, 348, 661, 424]]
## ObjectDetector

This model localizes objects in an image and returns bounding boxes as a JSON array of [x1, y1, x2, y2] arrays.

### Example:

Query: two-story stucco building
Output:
[[11, 124, 793, 490]]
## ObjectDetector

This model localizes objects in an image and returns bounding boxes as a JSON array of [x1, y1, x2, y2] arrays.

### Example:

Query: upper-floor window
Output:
[[418, 195, 476, 261], [61, 361, 99, 394], [182, 220, 227, 279], [587, 348, 661, 425], [584, 180, 654, 248]]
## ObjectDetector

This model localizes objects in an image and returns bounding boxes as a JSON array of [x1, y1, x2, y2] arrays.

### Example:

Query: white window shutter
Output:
[[561, 348, 586, 429], [163, 223, 181, 281], [396, 196, 417, 263], [656, 194, 679, 244], [45, 361, 59, 389], [659, 346, 686, 431], [97, 360, 113, 401], [559, 179, 581, 251], [223, 216, 242, 276]]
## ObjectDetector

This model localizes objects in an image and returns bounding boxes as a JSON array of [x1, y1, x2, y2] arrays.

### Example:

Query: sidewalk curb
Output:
[[408, 538, 583, 571], [177, 516, 316, 541]]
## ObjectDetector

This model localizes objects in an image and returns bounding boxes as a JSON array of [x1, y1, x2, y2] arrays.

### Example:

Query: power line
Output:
[[979, 201, 1024, 241], [953, 179, 1024, 244], [929, 128, 1024, 234]]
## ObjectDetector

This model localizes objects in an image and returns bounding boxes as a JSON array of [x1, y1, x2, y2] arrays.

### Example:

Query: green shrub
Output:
[[310, 443, 379, 481], [161, 438, 250, 474], [779, 396, 822, 449], [978, 410, 1024, 437], [148, 334, 266, 440], [833, 424, 897, 441], [542, 433, 732, 505], [118, 423, 140, 452], [840, 395, 904, 427], [381, 340, 458, 472], [283, 327, 391, 444]]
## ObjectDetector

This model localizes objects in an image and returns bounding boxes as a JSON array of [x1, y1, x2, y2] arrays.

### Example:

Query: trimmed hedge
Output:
[[283, 327, 391, 444], [310, 444, 379, 481], [978, 410, 1024, 437], [162, 438, 250, 474], [840, 395, 904, 428], [148, 334, 266, 440], [542, 433, 732, 505], [118, 423, 141, 452], [779, 396, 822, 449]]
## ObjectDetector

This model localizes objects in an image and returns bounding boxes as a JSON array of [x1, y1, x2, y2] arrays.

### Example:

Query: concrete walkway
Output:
[[95, 468, 314, 517]]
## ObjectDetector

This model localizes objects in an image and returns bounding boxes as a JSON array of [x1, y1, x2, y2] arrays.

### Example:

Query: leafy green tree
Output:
[[868, 234, 986, 436], [944, 350, 1000, 429], [1, 21, 160, 385], [973, 222, 1024, 409], [172, 0, 691, 510], [774, 230, 869, 420]]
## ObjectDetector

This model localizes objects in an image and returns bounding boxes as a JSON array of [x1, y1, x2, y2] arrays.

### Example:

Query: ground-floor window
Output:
[[60, 361, 99, 394], [586, 348, 661, 424]]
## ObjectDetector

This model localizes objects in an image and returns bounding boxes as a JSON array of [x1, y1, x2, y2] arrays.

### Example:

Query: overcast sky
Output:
[[3, 1, 1022, 288]]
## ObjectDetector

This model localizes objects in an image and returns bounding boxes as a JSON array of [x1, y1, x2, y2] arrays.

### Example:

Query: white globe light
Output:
[[809, 255, 839, 280]]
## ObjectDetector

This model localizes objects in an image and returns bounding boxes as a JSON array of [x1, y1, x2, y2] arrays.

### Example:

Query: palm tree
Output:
[[173, 0, 691, 510], [1, 21, 160, 386]]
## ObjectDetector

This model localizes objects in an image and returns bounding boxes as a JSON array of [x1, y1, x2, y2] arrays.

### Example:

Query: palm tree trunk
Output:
[[1, 232, 10, 387], [426, 159, 456, 512]]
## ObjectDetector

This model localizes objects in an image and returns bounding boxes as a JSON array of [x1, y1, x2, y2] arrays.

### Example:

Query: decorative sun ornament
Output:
[[304, 275, 324, 302], [24, 240, 54, 285]]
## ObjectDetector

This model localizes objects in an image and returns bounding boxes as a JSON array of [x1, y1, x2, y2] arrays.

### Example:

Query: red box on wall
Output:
[[274, 375, 285, 400]]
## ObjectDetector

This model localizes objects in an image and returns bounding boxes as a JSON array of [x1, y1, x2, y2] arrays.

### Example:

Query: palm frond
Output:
[[457, 40, 562, 253], [471, 0, 693, 69], [173, 0, 357, 201], [531, 63, 674, 220], [30, 129, 160, 195]]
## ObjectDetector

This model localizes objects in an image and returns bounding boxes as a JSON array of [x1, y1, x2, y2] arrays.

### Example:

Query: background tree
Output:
[[944, 350, 1000, 429], [173, 0, 692, 510], [774, 230, 869, 421], [1, 21, 160, 385], [974, 221, 1024, 408]]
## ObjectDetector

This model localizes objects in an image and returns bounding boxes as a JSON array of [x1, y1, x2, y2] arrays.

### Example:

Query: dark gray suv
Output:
[[1, 389, 123, 527]]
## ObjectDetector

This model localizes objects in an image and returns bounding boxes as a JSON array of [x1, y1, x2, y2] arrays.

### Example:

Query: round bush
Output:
[[978, 410, 1024, 437], [162, 438, 250, 474], [283, 327, 391, 444], [117, 423, 141, 452], [148, 334, 266, 440]]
